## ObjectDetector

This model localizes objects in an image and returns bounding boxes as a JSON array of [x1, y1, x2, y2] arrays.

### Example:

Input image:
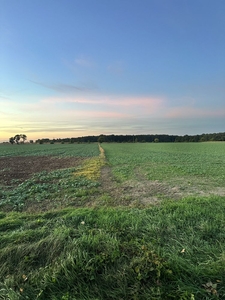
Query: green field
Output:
[[0, 143, 99, 157], [0, 142, 225, 299], [103, 142, 225, 184]]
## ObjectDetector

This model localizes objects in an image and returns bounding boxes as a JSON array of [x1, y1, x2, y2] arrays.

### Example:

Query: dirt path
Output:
[[99, 166, 177, 206], [98, 150, 165, 206]]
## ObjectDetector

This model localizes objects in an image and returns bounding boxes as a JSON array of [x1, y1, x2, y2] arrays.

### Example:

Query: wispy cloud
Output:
[[107, 61, 125, 75], [0, 110, 9, 115], [2, 95, 224, 122], [41, 94, 165, 115], [166, 106, 225, 119], [75, 56, 95, 68], [0, 95, 11, 100], [29, 80, 94, 93]]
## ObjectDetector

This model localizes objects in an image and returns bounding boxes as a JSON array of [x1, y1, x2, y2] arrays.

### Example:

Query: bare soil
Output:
[[0, 156, 85, 186], [99, 166, 225, 206]]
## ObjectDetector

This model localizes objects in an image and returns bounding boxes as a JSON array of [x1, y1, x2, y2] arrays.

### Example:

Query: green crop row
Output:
[[0, 143, 99, 157]]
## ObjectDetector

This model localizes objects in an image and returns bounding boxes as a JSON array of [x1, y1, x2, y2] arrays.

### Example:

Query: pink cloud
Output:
[[41, 94, 165, 114], [166, 106, 225, 119], [64, 110, 131, 119], [0, 94, 166, 138], [2, 98, 131, 121]]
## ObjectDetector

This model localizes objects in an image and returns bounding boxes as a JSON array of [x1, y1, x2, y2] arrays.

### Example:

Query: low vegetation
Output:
[[0, 142, 224, 299], [0, 143, 99, 158], [103, 142, 225, 191]]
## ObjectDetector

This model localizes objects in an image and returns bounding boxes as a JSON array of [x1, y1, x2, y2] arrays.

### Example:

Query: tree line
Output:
[[34, 132, 225, 144]]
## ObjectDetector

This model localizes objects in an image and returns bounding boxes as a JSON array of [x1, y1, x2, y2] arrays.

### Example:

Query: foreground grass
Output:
[[1, 196, 225, 299]]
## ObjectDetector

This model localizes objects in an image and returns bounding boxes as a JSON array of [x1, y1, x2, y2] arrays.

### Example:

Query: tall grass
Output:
[[1, 196, 225, 299]]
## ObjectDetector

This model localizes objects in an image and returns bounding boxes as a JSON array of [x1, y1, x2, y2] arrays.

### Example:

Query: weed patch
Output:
[[0, 168, 100, 212]]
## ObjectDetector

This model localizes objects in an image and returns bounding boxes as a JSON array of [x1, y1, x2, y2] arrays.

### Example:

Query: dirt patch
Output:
[[99, 166, 225, 206], [99, 166, 183, 206], [0, 156, 85, 186]]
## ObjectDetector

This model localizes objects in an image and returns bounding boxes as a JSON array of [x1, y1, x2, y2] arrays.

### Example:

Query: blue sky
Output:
[[1, 0, 224, 141]]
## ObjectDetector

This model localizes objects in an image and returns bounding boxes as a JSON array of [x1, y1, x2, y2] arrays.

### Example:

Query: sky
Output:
[[0, 0, 225, 142]]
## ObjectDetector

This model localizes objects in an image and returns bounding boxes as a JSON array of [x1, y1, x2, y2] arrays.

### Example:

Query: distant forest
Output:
[[35, 132, 225, 144]]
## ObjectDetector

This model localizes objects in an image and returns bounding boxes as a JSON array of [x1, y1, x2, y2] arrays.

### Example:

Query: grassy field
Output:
[[103, 142, 225, 187], [0, 142, 225, 299]]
